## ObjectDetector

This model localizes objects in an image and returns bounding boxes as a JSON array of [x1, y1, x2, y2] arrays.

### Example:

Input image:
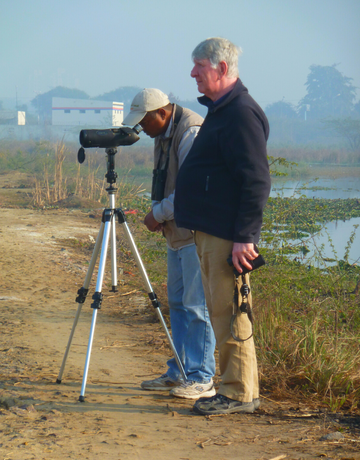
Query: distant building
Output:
[[0, 110, 26, 125], [52, 98, 124, 127]]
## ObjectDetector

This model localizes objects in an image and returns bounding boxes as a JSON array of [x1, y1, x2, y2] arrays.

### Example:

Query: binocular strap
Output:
[[230, 274, 254, 342]]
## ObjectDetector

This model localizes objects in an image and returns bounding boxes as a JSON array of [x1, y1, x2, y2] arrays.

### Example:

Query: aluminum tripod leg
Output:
[[56, 221, 105, 384], [79, 210, 114, 401], [117, 210, 187, 383], [57, 203, 186, 400], [110, 211, 118, 291]]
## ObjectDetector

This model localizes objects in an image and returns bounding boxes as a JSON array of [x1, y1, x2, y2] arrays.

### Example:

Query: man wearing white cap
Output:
[[123, 88, 216, 399]]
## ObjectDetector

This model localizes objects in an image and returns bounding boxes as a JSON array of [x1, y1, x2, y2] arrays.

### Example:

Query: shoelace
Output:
[[179, 380, 197, 388]]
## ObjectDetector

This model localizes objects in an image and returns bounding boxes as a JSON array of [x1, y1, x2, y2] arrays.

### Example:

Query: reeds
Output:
[[30, 140, 146, 207], [31, 140, 68, 206], [53, 141, 67, 202], [268, 145, 360, 168]]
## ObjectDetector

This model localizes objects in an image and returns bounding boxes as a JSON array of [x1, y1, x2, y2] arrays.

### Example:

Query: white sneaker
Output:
[[170, 380, 216, 400], [141, 373, 183, 391]]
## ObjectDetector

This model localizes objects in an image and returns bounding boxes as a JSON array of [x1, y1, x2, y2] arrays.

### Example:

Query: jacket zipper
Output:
[[205, 176, 209, 191]]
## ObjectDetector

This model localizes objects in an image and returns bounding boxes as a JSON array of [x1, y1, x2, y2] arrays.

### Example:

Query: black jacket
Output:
[[174, 79, 271, 244]]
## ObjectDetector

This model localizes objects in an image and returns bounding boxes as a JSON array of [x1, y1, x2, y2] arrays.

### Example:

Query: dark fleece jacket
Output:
[[174, 79, 271, 244]]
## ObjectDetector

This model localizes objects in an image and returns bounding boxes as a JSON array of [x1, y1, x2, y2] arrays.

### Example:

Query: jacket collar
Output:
[[197, 79, 248, 113]]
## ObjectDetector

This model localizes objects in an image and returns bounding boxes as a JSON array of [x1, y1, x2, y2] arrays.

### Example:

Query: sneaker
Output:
[[170, 380, 216, 400], [193, 393, 255, 415], [253, 397, 261, 410], [141, 373, 182, 391]]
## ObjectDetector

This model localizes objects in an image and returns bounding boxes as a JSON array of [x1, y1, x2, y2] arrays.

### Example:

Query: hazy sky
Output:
[[1, 0, 359, 110]]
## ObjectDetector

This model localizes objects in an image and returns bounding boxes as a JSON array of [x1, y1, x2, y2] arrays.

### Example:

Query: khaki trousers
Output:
[[194, 231, 259, 402]]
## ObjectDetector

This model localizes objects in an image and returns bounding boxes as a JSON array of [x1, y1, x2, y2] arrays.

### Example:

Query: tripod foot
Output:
[[56, 379, 62, 384], [79, 395, 85, 403]]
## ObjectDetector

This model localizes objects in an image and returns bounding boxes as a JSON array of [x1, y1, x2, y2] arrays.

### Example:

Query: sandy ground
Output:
[[0, 173, 360, 460]]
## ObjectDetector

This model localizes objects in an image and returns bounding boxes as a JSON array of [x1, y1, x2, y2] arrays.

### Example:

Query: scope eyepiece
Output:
[[132, 124, 143, 135]]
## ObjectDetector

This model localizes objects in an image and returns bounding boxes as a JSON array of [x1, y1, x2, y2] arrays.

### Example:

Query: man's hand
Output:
[[144, 210, 163, 232], [232, 242, 257, 273]]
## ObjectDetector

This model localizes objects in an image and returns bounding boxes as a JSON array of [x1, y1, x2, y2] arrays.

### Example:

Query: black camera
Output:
[[227, 250, 266, 276], [79, 124, 142, 149], [151, 168, 167, 201]]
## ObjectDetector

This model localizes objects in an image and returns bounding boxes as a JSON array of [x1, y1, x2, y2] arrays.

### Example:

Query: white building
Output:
[[52, 97, 124, 127], [0, 110, 26, 125]]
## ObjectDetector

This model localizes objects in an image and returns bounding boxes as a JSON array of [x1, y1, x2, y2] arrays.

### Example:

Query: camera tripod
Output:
[[56, 147, 186, 402]]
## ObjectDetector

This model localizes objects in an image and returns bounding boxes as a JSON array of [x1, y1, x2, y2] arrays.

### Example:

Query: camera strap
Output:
[[230, 273, 254, 342], [156, 104, 184, 171], [173, 104, 183, 131], [152, 105, 184, 201]]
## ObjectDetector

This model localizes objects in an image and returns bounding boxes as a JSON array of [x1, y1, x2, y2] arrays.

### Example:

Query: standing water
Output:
[[270, 176, 360, 265]]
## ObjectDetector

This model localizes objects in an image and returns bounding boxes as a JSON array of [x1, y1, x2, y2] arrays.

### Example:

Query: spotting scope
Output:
[[79, 124, 142, 149]]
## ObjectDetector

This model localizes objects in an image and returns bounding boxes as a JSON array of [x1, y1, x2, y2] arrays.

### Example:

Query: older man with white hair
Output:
[[175, 37, 271, 415]]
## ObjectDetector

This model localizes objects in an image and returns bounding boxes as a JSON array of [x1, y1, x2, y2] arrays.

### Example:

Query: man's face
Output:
[[139, 110, 167, 138], [191, 58, 221, 100]]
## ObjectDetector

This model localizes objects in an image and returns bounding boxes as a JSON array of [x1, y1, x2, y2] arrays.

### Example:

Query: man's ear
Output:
[[158, 108, 167, 120], [219, 61, 229, 78]]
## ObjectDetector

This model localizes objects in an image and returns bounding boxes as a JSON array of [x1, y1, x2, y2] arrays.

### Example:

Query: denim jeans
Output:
[[166, 244, 216, 383]]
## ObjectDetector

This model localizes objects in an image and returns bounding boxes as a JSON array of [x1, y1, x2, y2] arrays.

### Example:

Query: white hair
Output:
[[192, 37, 242, 79]]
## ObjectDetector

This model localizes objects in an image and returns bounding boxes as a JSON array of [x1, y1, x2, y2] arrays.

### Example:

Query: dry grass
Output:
[[253, 266, 360, 413], [32, 139, 68, 206], [30, 140, 146, 208]]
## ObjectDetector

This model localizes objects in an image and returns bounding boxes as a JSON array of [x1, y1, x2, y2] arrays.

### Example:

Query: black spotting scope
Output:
[[79, 124, 142, 149]]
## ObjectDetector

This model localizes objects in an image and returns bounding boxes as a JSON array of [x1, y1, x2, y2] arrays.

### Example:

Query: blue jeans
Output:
[[166, 244, 216, 383]]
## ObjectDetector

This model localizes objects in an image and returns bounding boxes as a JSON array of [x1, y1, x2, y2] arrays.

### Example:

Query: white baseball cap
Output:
[[122, 88, 170, 126]]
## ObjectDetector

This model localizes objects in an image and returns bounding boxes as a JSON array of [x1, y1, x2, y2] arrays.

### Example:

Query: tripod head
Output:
[[104, 147, 118, 186]]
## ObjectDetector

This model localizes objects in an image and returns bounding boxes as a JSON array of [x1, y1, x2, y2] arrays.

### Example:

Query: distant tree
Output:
[[322, 118, 360, 152], [265, 100, 298, 119], [95, 86, 142, 113], [353, 100, 360, 118], [31, 86, 90, 122], [298, 64, 357, 119], [168, 92, 180, 103], [167, 92, 207, 117]]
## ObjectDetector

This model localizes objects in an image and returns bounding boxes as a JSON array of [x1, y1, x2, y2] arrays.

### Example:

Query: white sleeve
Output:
[[152, 125, 200, 223]]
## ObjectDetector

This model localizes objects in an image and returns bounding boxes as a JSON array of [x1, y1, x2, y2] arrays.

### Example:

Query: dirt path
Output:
[[0, 175, 359, 460]]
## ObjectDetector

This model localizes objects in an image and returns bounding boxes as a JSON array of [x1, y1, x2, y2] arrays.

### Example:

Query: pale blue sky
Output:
[[1, 0, 359, 110]]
